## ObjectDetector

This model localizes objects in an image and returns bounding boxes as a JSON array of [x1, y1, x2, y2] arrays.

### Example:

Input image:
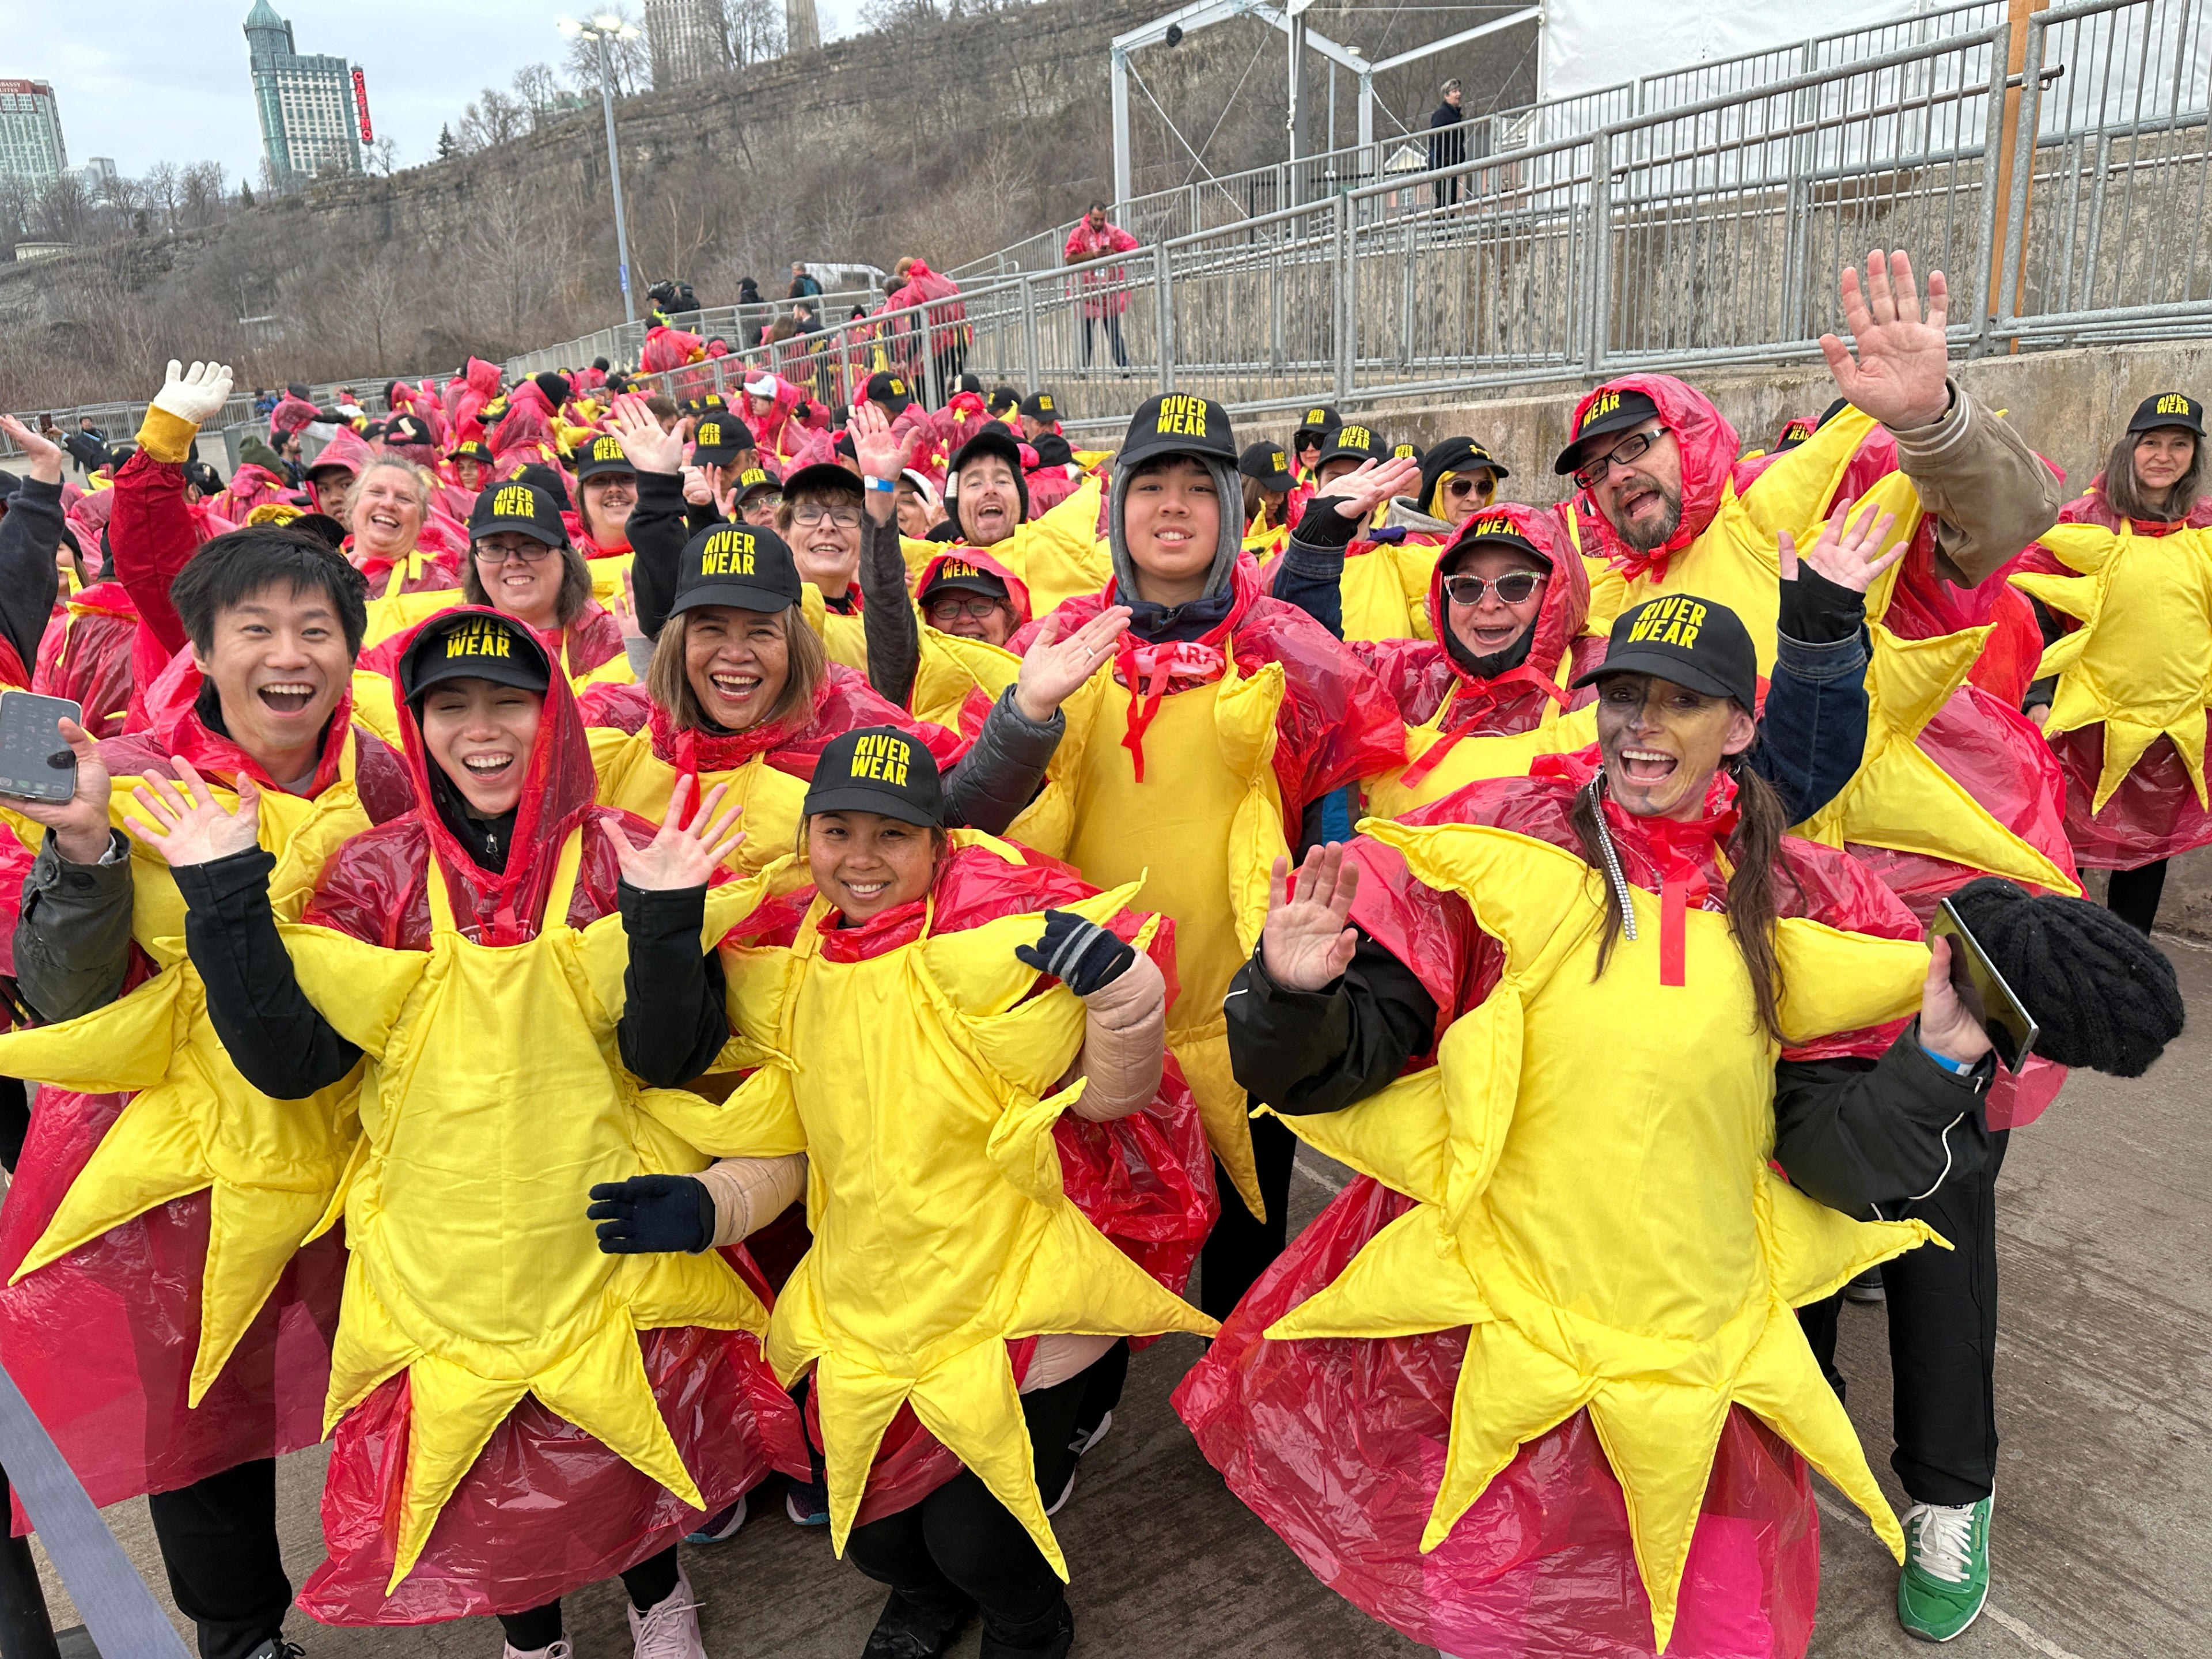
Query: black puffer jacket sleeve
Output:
[[1225, 929, 1439, 1117], [627, 468, 691, 640], [616, 880, 729, 1087], [1771, 1024, 1995, 1215], [942, 688, 1062, 835]]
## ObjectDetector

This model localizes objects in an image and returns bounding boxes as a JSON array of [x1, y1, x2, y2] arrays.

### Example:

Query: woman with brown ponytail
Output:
[[1179, 591, 2003, 1658]]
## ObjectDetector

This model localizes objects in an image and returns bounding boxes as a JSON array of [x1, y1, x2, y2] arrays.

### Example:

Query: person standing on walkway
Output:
[[1427, 80, 1467, 209]]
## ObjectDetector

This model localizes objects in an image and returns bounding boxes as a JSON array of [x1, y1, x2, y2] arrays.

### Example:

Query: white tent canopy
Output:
[[1538, 0, 1934, 99]]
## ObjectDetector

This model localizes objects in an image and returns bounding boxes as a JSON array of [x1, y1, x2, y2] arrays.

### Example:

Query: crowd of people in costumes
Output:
[[0, 245, 2193, 1659]]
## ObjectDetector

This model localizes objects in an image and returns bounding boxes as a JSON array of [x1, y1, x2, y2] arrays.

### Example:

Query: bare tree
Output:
[[513, 63, 563, 130], [457, 175, 560, 346], [180, 162, 229, 230], [37, 174, 90, 243], [729, 0, 786, 65], [563, 7, 653, 98], [458, 89, 529, 153], [143, 161, 182, 231], [368, 137, 399, 176]]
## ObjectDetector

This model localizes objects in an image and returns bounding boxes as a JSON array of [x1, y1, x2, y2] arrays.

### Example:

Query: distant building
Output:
[[0, 79, 67, 192], [787, 0, 820, 55], [66, 156, 117, 196], [243, 1, 362, 190], [643, 0, 731, 88]]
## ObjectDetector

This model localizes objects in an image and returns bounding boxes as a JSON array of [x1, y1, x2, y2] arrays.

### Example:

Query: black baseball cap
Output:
[[1419, 436, 1509, 513], [509, 461, 571, 513], [671, 521, 805, 618], [1573, 593, 1758, 712], [919, 555, 1012, 604], [949, 426, 1026, 480], [468, 479, 567, 547], [958, 372, 983, 395], [1554, 387, 1662, 475], [1292, 404, 1342, 444], [690, 413, 753, 467], [399, 609, 554, 704], [1238, 441, 1295, 493], [287, 512, 348, 552], [574, 432, 635, 481], [1390, 440, 1425, 466], [802, 725, 945, 828], [781, 460, 863, 503], [1019, 391, 1059, 423], [2128, 391, 2205, 435], [864, 371, 915, 418], [1030, 431, 1074, 469], [988, 385, 1021, 416], [1316, 421, 1387, 472], [449, 438, 494, 466], [1439, 509, 1551, 575], [1117, 393, 1237, 470], [384, 414, 434, 449], [732, 465, 782, 503]]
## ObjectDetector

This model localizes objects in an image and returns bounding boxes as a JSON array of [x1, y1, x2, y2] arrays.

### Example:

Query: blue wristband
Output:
[[1915, 1039, 1979, 1076], [864, 475, 896, 493]]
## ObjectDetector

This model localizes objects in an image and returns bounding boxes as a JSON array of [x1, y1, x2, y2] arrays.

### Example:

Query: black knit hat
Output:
[[1947, 877, 2185, 1077]]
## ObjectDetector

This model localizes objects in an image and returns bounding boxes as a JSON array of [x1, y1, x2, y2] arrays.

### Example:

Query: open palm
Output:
[[1260, 843, 1362, 991]]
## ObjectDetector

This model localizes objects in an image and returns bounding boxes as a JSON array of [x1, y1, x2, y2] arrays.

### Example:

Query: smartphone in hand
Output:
[[1929, 897, 2041, 1073], [0, 692, 82, 805]]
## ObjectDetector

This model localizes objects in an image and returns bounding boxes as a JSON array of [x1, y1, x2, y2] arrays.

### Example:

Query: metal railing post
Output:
[[1585, 133, 1613, 373], [1994, 14, 2047, 334], [1154, 244, 1176, 392], [1020, 273, 1041, 394], [1335, 193, 1354, 399]]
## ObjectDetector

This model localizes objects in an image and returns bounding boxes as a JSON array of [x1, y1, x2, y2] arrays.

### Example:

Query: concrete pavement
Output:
[[27, 943, 2211, 1658]]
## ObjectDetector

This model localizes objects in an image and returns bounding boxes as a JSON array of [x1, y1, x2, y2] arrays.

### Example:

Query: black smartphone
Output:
[[0, 692, 82, 805], [1928, 897, 2040, 1073]]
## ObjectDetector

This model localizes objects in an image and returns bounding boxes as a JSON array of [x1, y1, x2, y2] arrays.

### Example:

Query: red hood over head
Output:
[[1566, 372, 1737, 565]]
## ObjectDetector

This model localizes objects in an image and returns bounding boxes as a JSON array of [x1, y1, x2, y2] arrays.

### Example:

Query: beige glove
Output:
[[150, 359, 234, 429]]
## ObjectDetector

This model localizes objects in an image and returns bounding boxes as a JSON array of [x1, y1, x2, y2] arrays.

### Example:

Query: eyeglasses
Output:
[[1440, 570, 1546, 607], [1571, 426, 1670, 492], [791, 502, 862, 529], [743, 493, 783, 512], [1444, 475, 1494, 501], [925, 596, 1006, 623], [474, 540, 555, 565]]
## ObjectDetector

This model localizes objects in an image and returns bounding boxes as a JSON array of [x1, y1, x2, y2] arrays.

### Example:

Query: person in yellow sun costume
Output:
[[0, 514, 415, 1659], [605, 724, 1215, 1659], [1178, 594, 2005, 1659], [988, 393, 1406, 1322], [134, 608, 804, 1653], [2013, 390, 2212, 934]]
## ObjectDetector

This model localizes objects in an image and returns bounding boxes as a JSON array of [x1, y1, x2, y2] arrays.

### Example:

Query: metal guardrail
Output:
[[1, 377, 450, 468], [501, 287, 885, 381]]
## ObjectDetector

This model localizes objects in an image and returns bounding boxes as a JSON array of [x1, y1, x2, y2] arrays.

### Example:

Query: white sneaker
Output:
[[501, 1643, 571, 1659], [628, 1567, 707, 1659], [1069, 1408, 1113, 1458]]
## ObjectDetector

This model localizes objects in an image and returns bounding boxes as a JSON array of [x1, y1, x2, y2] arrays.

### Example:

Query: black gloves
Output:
[[1291, 490, 1363, 549], [1776, 555, 1865, 645], [1015, 908, 1136, 997], [587, 1173, 715, 1255]]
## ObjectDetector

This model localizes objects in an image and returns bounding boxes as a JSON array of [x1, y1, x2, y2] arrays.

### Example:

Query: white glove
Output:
[[150, 359, 234, 429]]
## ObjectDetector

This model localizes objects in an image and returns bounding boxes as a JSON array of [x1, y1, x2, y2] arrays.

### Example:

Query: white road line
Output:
[[1811, 1491, 2085, 1659], [1291, 1156, 1347, 1195]]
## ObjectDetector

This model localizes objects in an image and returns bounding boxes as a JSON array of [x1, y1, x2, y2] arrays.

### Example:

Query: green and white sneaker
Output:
[[1897, 1495, 1991, 1642]]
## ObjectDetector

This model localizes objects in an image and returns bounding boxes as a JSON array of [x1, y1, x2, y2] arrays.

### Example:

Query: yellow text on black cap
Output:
[[489, 484, 536, 517], [698, 420, 724, 446], [1626, 595, 1708, 649], [849, 731, 912, 785], [1339, 425, 1373, 450], [1154, 394, 1210, 438], [2156, 392, 2197, 418], [1581, 390, 1623, 430], [699, 527, 758, 575], [592, 436, 624, 461], [444, 618, 515, 660]]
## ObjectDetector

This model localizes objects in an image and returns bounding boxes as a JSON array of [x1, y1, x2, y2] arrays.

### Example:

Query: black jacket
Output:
[[175, 847, 729, 1101], [1226, 922, 1993, 1219], [1428, 101, 1468, 169]]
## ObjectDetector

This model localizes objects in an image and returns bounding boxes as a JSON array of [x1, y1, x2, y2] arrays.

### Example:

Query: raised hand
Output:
[[1320, 455, 1423, 522], [1259, 843, 1361, 992], [607, 393, 687, 475], [849, 400, 919, 486], [0, 415, 63, 485], [10, 715, 114, 863], [617, 775, 745, 890], [149, 358, 234, 429], [123, 759, 260, 869], [1014, 908, 1136, 996], [611, 565, 646, 646], [681, 465, 715, 508], [1819, 251, 1952, 430], [1917, 935, 1994, 1066], [1014, 604, 1129, 722], [1778, 496, 1904, 595]]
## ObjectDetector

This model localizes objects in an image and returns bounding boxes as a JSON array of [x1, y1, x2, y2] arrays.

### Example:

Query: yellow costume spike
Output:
[[2012, 518, 2212, 811], [1264, 817, 1942, 1651], [272, 836, 771, 1588], [722, 835, 1217, 1575], [798, 583, 871, 672]]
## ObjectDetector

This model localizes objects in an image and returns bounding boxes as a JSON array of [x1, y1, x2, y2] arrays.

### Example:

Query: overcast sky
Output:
[[5, 0, 870, 185]]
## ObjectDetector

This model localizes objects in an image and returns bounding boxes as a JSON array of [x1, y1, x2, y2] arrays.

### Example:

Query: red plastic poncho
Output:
[[887, 262, 971, 358], [0, 662, 412, 1528], [2010, 480, 2212, 872], [738, 374, 808, 461], [721, 839, 1217, 1528], [304, 425, 372, 512], [640, 324, 705, 377], [33, 581, 139, 736], [487, 402, 562, 474], [268, 395, 324, 442], [1175, 757, 1923, 1659], [442, 358, 503, 436], [209, 463, 294, 524], [295, 610, 805, 1622], [1063, 220, 1142, 319]]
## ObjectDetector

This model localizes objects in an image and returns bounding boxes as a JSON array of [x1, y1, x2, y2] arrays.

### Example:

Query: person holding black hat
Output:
[[1181, 588, 2019, 1659], [134, 604, 800, 1656], [986, 393, 1404, 1317], [2014, 390, 2210, 935], [590, 721, 1214, 1659], [1289, 403, 1342, 483]]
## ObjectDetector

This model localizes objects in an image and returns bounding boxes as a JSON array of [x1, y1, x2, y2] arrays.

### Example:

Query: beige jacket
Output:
[[1888, 380, 2063, 586]]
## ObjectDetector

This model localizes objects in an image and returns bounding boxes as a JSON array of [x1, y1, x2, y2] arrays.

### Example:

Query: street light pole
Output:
[[560, 14, 642, 324]]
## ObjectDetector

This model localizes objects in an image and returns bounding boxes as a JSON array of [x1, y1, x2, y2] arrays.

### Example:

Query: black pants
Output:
[[2107, 859, 2168, 934], [1431, 172, 1461, 209], [844, 1367, 1085, 1643], [495, 1545, 679, 1652], [1081, 315, 1128, 368], [0, 1078, 28, 1174], [1197, 1111, 1297, 1320], [1798, 1129, 2009, 1506], [145, 1460, 291, 1659]]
